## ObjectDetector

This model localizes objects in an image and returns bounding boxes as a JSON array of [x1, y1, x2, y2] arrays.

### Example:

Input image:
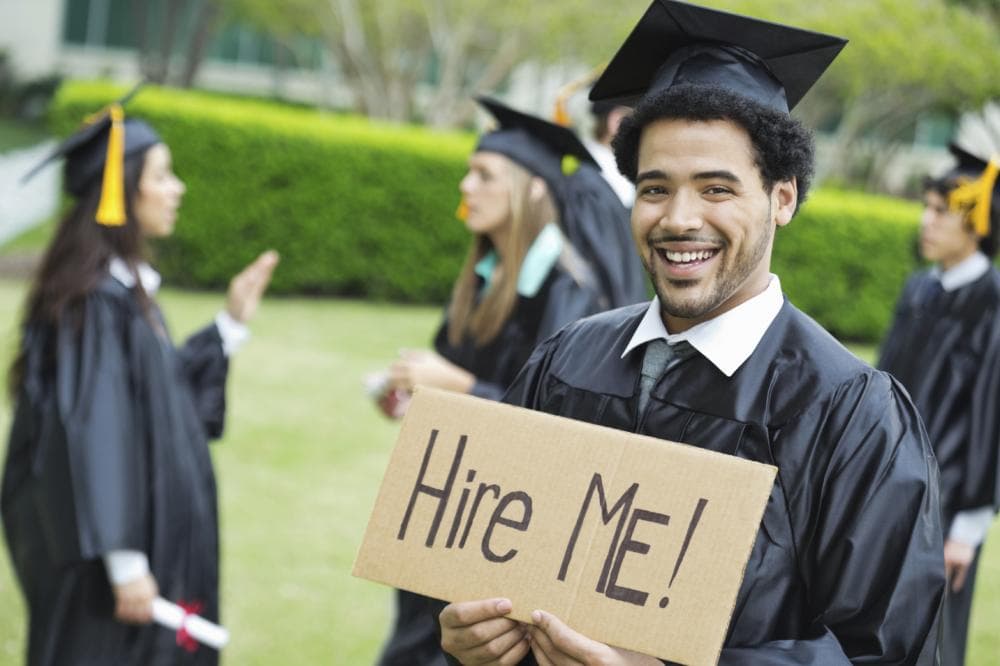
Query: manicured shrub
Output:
[[774, 189, 921, 341], [50, 80, 475, 302]]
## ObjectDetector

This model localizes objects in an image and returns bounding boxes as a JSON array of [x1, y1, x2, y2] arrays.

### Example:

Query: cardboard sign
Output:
[[354, 388, 776, 665]]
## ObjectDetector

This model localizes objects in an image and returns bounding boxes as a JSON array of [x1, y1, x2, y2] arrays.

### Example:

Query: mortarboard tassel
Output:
[[552, 63, 607, 127], [456, 198, 469, 221], [552, 100, 572, 127], [949, 155, 1000, 237], [95, 104, 127, 226]]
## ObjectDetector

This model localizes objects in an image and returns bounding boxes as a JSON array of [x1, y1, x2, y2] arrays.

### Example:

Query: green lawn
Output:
[[0, 278, 997, 664]]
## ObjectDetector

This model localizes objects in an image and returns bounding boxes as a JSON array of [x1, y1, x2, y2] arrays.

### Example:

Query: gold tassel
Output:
[[949, 155, 1000, 237], [95, 104, 126, 226], [456, 199, 469, 221]]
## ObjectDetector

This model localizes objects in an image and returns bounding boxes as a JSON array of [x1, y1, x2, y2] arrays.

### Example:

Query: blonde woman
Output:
[[378, 98, 606, 665]]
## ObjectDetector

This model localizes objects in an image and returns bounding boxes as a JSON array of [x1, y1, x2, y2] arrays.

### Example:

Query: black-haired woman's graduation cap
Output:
[[22, 82, 160, 226], [589, 0, 847, 113]]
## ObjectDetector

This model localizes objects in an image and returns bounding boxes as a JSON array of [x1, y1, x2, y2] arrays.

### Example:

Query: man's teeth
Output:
[[665, 249, 715, 263]]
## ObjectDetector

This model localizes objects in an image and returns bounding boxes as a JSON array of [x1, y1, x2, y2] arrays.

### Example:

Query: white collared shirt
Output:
[[932, 251, 990, 292], [108, 256, 162, 294], [622, 275, 784, 377]]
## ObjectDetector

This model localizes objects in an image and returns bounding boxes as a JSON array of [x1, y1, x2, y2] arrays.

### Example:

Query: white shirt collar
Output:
[[621, 275, 784, 377], [932, 251, 990, 292], [108, 257, 162, 294]]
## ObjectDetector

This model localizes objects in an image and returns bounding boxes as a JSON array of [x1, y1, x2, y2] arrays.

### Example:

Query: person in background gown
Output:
[[878, 143, 1000, 666], [437, 2, 945, 664], [2, 94, 278, 666], [375, 96, 607, 666], [583, 99, 635, 208]]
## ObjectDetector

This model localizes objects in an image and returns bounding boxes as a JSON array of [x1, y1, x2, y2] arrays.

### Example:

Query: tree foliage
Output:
[[142, 0, 999, 190], [713, 0, 1000, 187], [226, 0, 650, 125]]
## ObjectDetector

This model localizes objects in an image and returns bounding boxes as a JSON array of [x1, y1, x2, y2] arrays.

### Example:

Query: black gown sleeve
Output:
[[726, 375, 943, 664], [176, 322, 229, 440], [502, 331, 566, 409], [470, 273, 601, 403], [559, 165, 647, 308], [25, 291, 149, 565], [875, 275, 918, 370], [969, 311, 1000, 511], [535, 271, 604, 343]]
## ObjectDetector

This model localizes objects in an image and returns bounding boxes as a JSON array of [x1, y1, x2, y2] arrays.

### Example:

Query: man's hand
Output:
[[113, 573, 158, 624], [226, 250, 280, 323], [528, 610, 661, 666], [389, 349, 475, 394], [944, 539, 976, 592], [439, 598, 530, 665]]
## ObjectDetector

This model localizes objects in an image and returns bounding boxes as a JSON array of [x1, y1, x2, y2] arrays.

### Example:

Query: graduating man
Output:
[[878, 145, 1000, 666], [437, 2, 945, 664]]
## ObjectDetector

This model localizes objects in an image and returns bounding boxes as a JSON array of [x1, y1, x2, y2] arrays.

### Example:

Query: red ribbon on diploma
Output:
[[176, 600, 204, 652]]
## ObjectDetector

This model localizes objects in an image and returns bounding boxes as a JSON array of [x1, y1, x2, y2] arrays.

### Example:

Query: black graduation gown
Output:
[[558, 164, 648, 309], [378, 262, 604, 666], [877, 268, 1000, 521], [2, 276, 227, 666], [499, 300, 944, 664], [877, 268, 1000, 665]]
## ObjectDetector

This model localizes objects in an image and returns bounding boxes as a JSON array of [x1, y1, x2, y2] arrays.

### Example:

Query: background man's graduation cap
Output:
[[945, 143, 1000, 238], [589, 0, 847, 113], [22, 82, 160, 226]]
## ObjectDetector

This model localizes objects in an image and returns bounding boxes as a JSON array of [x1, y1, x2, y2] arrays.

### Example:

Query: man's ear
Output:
[[529, 176, 548, 203], [773, 178, 798, 228]]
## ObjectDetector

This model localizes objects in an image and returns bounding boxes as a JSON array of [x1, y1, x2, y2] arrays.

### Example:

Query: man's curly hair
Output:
[[612, 84, 816, 213]]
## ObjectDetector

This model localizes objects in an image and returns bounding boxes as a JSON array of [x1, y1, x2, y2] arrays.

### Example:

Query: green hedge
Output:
[[49, 81, 923, 342], [49, 80, 475, 302], [774, 189, 921, 341]]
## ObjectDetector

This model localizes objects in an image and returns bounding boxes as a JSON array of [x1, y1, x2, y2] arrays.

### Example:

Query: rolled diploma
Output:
[[152, 597, 230, 649]]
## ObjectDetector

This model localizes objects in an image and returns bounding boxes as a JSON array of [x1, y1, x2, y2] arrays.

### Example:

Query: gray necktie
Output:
[[637, 339, 694, 415]]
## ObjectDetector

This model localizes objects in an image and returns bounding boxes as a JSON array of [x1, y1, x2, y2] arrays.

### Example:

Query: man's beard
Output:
[[647, 211, 774, 321]]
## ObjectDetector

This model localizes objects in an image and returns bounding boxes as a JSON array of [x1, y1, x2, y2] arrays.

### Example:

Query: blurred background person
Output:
[[1, 93, 277, 665], [878, 143, 1000, 666], [552, 73, 647, 308], [584, 99, 635, 208], [375, 96, 607, 665]]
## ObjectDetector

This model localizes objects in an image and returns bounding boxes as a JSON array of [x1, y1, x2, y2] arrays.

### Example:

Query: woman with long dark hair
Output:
[[376, 98, 607, 666], [2, 98, 277, 665]]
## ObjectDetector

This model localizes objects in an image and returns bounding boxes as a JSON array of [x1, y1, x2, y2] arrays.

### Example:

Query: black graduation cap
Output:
[[590, 97, 626, 117], [23, 82, 160, 226], [945, 142, 1000, 238], [475, 96, 597, 193], [589, 0, 847, 113]]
